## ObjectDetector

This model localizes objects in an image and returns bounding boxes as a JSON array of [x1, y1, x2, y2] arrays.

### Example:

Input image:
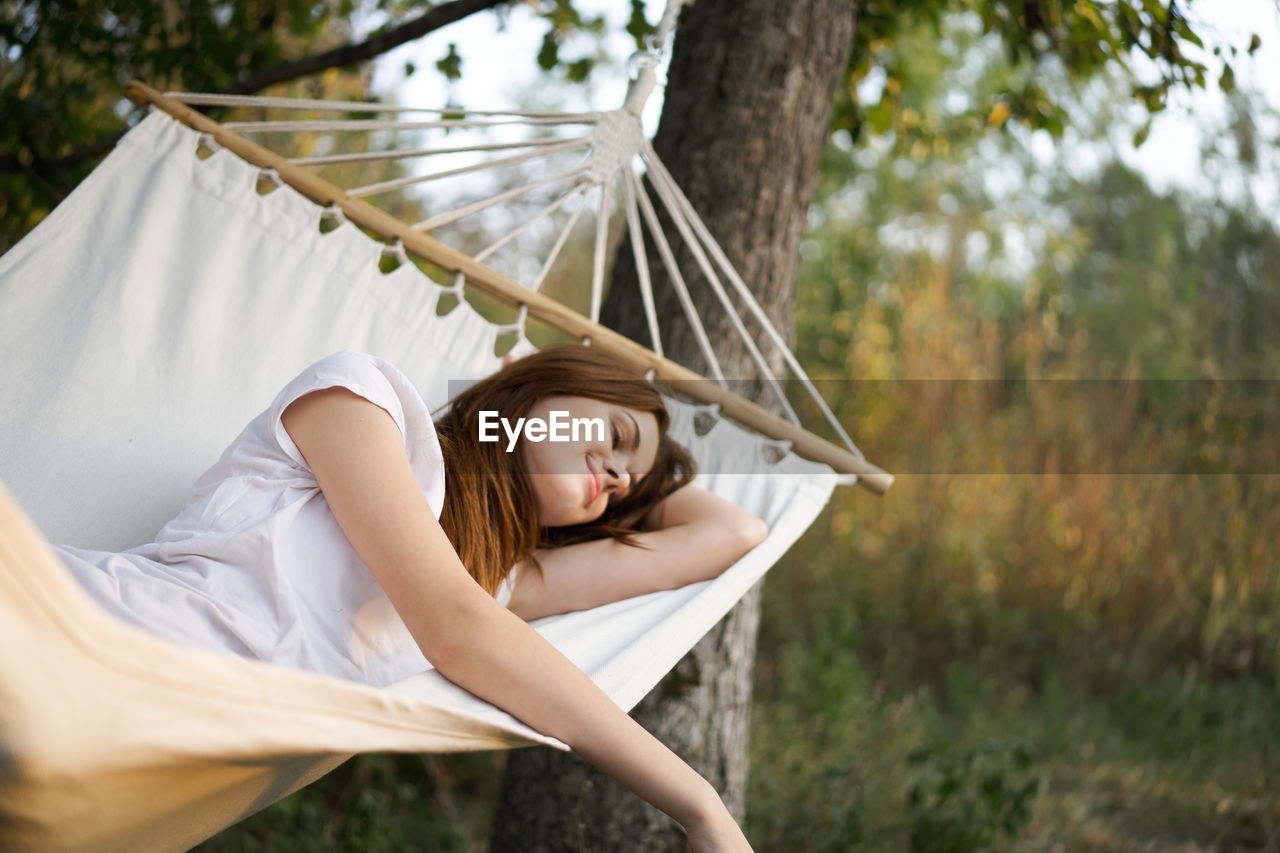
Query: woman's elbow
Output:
[[707, 514, 767, 577], [733, 513, 769, 555], [408, 595, 504, 674]]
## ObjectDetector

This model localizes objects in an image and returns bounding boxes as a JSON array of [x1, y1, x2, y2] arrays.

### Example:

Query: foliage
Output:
[[751, 162, 1280, 840], [1, 0, 1241, 253], [0, 0, 643, 251], [838, 1, 1237, 145], [745, 11, 1280, 849], [1, 0, 346, 248], [906, 740, 1040, 853], [196, 752, 505, 852]]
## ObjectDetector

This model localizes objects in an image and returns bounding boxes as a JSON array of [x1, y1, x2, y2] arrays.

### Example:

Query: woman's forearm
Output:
[[509, 485, 769, 620], [430, 596, 723, 828], [641, 483, 768, 543]]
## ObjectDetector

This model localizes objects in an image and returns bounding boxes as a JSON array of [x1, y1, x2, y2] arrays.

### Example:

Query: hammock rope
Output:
[[627, 163, 726, 382], [621, 169, 664, 359], [174, 91, 595, 119], [133, 80, 889, 489], [347, 137, 591, 198], [222, 116, 598, 132], [473, 183, 588, 265], [294, 136, 591, 167], [155, 56, 884, 483]]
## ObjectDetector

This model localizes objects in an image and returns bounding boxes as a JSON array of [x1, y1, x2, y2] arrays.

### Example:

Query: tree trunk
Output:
[[489, 0, 857, 849]]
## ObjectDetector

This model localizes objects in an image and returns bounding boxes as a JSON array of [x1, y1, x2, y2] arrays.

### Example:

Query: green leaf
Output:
[[435, 43, 461, 81], [1219, 63, 1234, 93], [566, 57, 594, 83], [1132, 120, 1152, 148], [537, 30, 560, 71], [1175, 14, 1205, 50], [866, 100, 895, 135], [626, 0, 654, 48]]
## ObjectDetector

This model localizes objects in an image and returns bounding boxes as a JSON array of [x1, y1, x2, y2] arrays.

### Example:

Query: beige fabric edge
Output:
[[0, 479, 563, 853]]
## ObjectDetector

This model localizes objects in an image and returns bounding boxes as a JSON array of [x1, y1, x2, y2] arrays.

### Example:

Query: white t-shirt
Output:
[[55, 351, 501, 688]]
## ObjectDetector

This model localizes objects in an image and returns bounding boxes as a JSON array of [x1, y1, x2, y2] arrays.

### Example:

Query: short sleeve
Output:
[[268, 351, 447, 519]]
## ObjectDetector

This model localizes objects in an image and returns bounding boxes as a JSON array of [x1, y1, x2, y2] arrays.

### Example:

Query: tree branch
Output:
[[1, 0, 514, 176], [30, 129, 129, 173], [228, 0, 516, 95]]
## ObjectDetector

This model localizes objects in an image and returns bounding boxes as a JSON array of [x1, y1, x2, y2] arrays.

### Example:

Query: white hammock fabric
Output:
[[0, 110, 836, 850], [151, 74, 892, 487]]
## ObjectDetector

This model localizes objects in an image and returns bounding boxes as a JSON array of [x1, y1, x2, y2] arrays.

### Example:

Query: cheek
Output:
[[525, 469, 574, 525], [523, 436, 576, 475]]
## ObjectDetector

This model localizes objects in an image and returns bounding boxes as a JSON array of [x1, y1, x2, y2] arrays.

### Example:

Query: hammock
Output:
[[0, 49, 889, 853]]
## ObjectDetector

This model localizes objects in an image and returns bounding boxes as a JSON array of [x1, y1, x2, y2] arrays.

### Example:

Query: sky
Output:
[[368, 1, 660, 125], [364, 0, 1280, 211], [1124, 0, 1280, 207]]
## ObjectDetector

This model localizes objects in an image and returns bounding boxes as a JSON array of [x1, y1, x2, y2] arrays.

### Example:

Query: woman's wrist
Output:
[[677, 777, 732, 831], [682, 789, 752, 851]]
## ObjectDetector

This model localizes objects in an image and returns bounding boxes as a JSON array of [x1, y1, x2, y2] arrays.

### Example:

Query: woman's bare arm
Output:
[[282, 388, 751, 851], [509, 485, 768, 621]]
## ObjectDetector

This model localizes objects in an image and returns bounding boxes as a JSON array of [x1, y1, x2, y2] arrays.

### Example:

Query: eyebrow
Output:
[[623, 411, 640, 453], [622, 411, 655, 482]]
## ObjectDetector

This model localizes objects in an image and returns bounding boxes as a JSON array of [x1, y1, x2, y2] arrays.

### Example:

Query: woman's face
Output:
[[519, 394, 660, 527]]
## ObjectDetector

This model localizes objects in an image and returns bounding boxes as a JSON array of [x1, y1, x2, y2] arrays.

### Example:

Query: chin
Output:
[[541, 502, 603, 529]]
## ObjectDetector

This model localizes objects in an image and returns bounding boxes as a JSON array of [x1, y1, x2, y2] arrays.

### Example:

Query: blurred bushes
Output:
[[749, 93, 1279, 846]]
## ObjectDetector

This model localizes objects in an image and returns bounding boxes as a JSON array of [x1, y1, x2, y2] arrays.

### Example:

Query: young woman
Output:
[[54, 345, 767, 851]]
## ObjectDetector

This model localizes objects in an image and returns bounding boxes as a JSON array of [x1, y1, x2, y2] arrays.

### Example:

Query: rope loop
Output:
[[497, 303, 528, 337], [255, 167, 282, 189], [626, 50, 659, 81], [380, 238, 409, 266], [691, 402, 721, 437], [652, 0, 689, 54], [494, 304, 529, 357], [758, 439, 794, 466], [445, 271, 467, 297], [316, 203, 348, 235], [195, 132, 222, 157]]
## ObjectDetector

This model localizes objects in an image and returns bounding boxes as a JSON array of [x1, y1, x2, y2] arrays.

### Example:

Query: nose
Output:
[[602, 458, 630, 496]]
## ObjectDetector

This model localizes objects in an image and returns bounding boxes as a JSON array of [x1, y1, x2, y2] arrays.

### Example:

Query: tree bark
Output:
[[489, 0, 857, 849]]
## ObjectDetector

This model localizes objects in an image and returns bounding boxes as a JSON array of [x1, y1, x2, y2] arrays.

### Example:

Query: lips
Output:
[[585, 458, 602, 504]]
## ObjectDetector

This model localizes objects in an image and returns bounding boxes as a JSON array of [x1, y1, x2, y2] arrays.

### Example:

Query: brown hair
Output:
[[434, 344, 695, 597]]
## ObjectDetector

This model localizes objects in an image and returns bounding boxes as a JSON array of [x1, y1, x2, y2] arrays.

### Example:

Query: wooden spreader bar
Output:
[[124, 80, 893, 494]]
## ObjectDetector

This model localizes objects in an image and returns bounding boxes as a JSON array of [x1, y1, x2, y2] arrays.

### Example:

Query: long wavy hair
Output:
[[434, 344, 696, 597]]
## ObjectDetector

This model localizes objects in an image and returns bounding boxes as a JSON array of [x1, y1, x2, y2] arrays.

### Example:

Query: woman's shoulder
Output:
[[270, 351, 447, 513], [291, 350, 415, 392], [275, 351, 425, 425]]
